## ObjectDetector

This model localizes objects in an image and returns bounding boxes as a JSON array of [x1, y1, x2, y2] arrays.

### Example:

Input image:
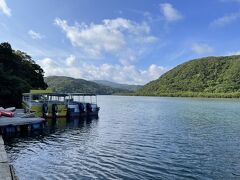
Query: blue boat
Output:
[[66, 93, 100, 118]]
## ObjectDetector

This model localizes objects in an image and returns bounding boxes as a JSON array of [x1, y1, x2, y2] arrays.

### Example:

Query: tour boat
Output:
[[66, 93, 100, 118], [22, 90, 100, 119], [22, 90, 68, 118]]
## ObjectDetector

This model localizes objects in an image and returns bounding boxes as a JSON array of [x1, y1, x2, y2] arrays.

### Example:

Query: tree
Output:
[[0, 42, 47, 107]]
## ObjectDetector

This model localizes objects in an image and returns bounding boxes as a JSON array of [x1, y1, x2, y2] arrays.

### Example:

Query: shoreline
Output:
[[115, 92, 240, 99]]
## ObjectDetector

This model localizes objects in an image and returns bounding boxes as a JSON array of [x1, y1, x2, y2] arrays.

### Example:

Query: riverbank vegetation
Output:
[[0, 42, 47, 107], [137, 55, 240, 98]]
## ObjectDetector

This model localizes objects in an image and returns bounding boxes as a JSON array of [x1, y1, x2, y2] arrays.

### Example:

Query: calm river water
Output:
[[4, 96, 240, 179]]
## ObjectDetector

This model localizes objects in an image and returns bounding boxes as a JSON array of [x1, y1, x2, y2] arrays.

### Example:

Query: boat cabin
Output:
[[67, 93, 100, 117], [22, 90, 68, 118]]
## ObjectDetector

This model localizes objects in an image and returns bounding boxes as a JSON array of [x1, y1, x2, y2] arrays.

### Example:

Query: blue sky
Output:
[[1, 0, 240, 84]]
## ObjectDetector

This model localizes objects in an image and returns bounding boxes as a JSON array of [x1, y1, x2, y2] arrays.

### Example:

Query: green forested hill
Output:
[[0, 42, 47, 107], [137, 55, 240, 97], [93, 80, 142, 92], [45, 76, 132, 94]]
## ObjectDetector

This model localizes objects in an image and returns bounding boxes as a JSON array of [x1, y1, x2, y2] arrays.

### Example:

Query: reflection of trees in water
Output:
[[48, 116, 99, 134]]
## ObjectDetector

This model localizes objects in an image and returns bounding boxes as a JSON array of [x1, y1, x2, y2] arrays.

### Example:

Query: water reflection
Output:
[[3, 116, 99, 140], [47, 116, 99, 134]]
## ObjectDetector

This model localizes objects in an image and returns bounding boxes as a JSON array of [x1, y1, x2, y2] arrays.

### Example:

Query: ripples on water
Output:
[[4, 96, 240, 179]]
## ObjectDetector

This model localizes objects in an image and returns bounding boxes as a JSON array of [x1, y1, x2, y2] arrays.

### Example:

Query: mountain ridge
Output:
[[93, 80, 142, 92], [44, 76, 134, 94], [136, 55, 240, 98]]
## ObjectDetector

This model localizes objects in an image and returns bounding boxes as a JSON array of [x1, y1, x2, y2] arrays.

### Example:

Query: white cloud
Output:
[[39, 58, 65, 75], [160, 3, 183, 22], [210, 12, 240, 27], [28, 30, 44, 40], [65, 55, 76, 66], [226, 51, 240, 55], [0, 0, 11, 16], [191, 43, 213, 54], [39, 57, 168, 85], [54, 17, 157, 64]]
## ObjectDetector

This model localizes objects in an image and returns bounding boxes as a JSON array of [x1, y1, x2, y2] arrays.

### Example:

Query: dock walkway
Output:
[[0, 117, 45, 127], [0, 136, 15, 180]]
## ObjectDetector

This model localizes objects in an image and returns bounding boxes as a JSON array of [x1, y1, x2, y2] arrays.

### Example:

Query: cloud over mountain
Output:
[[54, 17, 157, 64]]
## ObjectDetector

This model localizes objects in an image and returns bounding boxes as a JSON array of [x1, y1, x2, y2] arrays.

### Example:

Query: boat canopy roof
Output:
[[23, 91, 96, 97], [23, 92, 68, 97], [68, 93, 97, 96]]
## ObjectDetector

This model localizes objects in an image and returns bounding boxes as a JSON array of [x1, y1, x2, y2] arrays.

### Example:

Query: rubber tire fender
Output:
[[42, 103, 48, 114], [52, 104, 58, 113], [78, 103, 85, 113], [86, 103, 92, 112]]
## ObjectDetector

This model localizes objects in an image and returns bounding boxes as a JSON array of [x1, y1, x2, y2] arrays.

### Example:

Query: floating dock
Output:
[[0, 136, 17, 180], [0, 109, 45, 179], [0, 117, 45, 127], [0, 111, 46, 137]]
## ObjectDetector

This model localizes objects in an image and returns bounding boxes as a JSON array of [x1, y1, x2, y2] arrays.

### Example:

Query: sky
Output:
[[1, 0, 240, 85]]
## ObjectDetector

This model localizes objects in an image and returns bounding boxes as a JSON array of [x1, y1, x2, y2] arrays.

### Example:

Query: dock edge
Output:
[[0, 135, 18, 180]]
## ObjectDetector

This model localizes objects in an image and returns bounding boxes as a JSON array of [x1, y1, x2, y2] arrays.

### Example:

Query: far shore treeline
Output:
[[0, 42, 47, 108]]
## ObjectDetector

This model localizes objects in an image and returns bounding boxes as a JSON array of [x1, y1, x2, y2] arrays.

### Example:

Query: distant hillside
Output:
[[93, 80, 142, 92], [137, 55, 240, 98], [45, 76, 132, 94]]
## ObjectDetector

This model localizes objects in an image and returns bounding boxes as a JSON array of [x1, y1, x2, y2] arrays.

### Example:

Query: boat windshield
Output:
[[23, 93, 68, 105], [23, 93, 48, 104], [48, 93, 68, 102], [67, 93, 98, 104]]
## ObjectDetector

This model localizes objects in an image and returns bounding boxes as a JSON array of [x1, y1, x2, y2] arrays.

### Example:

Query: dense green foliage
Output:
[[93, 80, 142, 92], [137, 56, 240, 98], [45, 76, 132, 94], [0, 42, 47, 107]]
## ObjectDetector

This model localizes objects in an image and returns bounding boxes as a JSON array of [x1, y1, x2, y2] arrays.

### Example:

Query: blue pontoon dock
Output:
[[0, 109, 46, 137]]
